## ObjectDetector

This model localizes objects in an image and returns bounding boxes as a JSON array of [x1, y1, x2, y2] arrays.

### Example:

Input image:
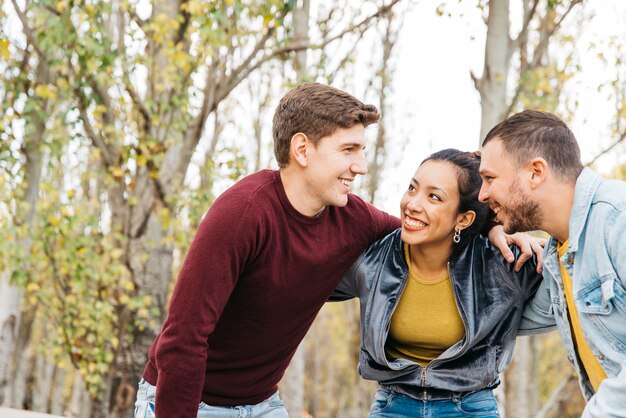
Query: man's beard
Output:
[[503, 179, 543, 234]]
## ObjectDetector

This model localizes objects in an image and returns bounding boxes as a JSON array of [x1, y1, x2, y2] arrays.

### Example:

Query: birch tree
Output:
[[1, 0, 403, 416]]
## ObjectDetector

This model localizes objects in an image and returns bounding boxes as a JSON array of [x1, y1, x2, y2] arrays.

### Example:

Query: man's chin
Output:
[[329, 196, 349, 208], [503, 221, 535, 235]]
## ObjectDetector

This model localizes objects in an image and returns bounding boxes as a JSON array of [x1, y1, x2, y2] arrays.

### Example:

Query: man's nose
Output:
[[351, 152, 368, 175], [478, 183, 489, 202]]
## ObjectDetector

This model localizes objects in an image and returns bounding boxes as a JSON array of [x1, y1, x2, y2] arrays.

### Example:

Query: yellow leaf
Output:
[[138, 308, 149, 318], [0, 39, 10, 60], [56, 0, 69, 13], [110, 248, 124, 260], [93, 104, 107, 119], [143, 295, 152, 306], [48, 215, 61, 226], [110, 166, 124, 179], [119, 294, 130, 305], [26, 282, 40, 292], [121, 279, 135, 291], [35, 84, 57, 100], [111, 336, 119, 349], [137, 154, 147, 166], [67, 189, 76, 199], [86, 59, 98, 74]]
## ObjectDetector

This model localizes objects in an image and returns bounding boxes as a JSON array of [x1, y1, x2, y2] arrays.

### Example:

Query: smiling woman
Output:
[[332, 148, 549, 418]]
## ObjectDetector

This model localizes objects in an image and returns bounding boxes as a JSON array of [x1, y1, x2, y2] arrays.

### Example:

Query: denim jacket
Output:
[[520, 168, 626, 418], [332, 230, 545, 397]]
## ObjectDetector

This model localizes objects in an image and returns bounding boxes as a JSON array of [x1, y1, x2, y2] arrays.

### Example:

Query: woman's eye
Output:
[[429, 193, 441, 201], [407, 184, 415, 191]]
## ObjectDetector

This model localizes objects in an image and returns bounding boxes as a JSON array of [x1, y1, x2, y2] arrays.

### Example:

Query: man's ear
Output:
[[528, 158, 548, 189], [290, 132, 309, 167], [456, 210, 476, 231]]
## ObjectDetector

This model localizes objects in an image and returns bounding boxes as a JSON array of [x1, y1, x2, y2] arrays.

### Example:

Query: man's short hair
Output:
[[482, 110, 584, 182], [272, 83, 379, 167]]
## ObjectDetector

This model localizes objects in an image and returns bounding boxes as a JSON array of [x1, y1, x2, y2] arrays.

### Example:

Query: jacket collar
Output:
[[568, 168, 602, 253]]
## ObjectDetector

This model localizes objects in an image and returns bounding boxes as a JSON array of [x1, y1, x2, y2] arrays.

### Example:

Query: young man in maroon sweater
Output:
[[134, 83, 540, 417]]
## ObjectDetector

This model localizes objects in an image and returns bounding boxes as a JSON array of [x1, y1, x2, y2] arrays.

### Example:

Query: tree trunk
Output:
[[280, 2, 311, 416], [4, 318, 35, 410], [70, 371, 91, 418], [0, 116, 45, 408], [293, 0, 311, 82], [49, 365, 66, 416], [32, 352, 55, 412], [503, 336, 540, 418], [366, 6, 397, 205], [476, 0, 511, 142], [105, 213, 175, 418]]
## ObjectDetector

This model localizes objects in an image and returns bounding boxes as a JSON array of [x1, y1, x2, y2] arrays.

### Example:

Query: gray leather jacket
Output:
[[332, 229, 548, 397]]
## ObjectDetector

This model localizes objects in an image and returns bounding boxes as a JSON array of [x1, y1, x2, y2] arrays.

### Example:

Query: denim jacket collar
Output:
[[568, 168, 602, 253]]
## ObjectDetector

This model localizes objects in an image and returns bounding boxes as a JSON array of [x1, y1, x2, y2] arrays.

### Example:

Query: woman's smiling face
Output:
[[400, 160, 465, 247]]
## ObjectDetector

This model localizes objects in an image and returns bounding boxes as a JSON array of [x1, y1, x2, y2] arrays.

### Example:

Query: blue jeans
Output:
[[134, 379, 289, 418], [369, 388, 500, 417]]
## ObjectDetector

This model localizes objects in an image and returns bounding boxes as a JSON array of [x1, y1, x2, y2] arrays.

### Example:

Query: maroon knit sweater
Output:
[[143, 170, 399, 417]]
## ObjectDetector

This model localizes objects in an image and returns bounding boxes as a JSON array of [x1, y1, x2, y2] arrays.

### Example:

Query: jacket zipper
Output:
[[381, 255, 410, 366], [412, 261, 470, 400]]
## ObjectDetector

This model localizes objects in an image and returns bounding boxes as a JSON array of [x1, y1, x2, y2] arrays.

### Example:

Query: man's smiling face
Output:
[[479, 139, 544, 234]]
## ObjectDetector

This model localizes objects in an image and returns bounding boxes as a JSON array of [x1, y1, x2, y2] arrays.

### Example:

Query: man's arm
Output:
[[583, 360, 626, 418], [488, 225, 546, 273], [582, 210, 626, 417], [153, 196, 260, 417], [517, 276, 557, 335]]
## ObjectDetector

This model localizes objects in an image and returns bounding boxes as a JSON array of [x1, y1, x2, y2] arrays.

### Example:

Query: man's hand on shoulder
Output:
[[488, 225, 546, 273]]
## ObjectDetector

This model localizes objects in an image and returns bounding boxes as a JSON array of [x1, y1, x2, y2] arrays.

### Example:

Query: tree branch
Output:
[[273, 0, 402, 57], [530, 0, 582, 69], [128, 4, 148, 33], [10, 0, 46, 60], [75, 87, 116, 167], [514, 0, 540, 74], [174, 0, 192, 46], [586, 130, 626, 166]]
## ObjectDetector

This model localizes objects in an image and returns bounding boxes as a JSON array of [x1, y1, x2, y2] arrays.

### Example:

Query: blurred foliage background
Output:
[[1, 0, 624, 417]]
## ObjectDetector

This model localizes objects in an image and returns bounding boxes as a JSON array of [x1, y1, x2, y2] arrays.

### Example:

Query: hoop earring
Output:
[[453, 229, 461, 244]]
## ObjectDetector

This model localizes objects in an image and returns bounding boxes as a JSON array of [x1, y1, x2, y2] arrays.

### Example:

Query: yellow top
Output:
[[558, 240, 607, 391], [385, 244, 465, 367]]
